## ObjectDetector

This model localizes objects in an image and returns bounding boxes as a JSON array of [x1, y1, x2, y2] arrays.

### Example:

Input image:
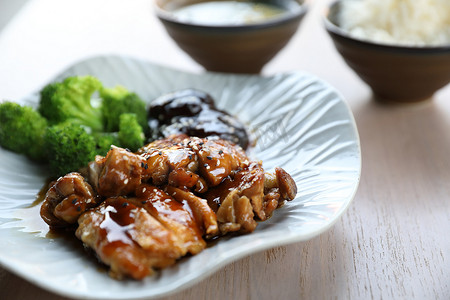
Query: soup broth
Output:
[[172, 1, 286, 25]]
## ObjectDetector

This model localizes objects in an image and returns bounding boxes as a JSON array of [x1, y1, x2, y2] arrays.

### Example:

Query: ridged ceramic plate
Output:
[[0, 55, 361, 299]]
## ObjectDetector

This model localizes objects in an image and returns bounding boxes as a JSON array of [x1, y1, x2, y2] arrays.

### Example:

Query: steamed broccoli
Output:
[[44, 122, 97, 176], [100, 85, 148, 133], [38, 76, 104, 132], [0, 101, 47, 161], [1, 75, 151, 178], [118, 113, 145, 152]]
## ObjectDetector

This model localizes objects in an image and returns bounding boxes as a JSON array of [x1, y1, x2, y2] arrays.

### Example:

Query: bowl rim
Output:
[[323, 0, 450, 54], [153, 0, 309, 31]]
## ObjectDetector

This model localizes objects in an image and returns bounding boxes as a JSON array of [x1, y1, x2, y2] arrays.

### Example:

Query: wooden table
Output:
[[1, 0, 449, 299]]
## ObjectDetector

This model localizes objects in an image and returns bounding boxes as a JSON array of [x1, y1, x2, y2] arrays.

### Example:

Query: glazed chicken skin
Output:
[[133, 184, 206, 255], [76, 192, 206, 279], [40, 172, 100, 228], [137, 134, 250, 188], [40, 134, 297, 280], [205, 162, 297, 234]]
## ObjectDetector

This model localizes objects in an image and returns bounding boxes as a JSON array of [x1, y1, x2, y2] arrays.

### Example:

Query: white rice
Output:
[[338, 0, 450, 46]]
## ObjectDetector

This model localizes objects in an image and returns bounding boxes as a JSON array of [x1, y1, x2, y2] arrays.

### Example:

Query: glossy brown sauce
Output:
[[204, 176, 234, 211], [99, 198, 136, 252], [136, 185, 204, 240], [29, 179, 54, 208], [147, 89, 249, 149], [204, 163, 262, 211]]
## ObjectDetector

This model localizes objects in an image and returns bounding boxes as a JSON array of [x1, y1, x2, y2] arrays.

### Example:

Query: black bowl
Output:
[[324, 0, 450, 102], [155, 0, 308, 74]]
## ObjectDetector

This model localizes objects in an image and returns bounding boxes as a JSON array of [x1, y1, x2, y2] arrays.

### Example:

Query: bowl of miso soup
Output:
[[154, 0, 308, 73]]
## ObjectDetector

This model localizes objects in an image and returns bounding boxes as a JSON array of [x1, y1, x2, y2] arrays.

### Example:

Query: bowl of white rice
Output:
[[324, 0, 450, 102]]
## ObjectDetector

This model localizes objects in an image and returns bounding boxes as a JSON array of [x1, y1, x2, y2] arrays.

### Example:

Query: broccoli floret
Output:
[[93, 132, 120, 156], [44, 122, 97, 176], [0, 101, 47, 161], [118, 113, 145, 152], [100, 85, 148, 133], [38, 76, 103, 132]]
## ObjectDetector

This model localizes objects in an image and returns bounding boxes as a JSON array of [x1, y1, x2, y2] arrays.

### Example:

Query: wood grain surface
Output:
[[0, 0, 449, 299]]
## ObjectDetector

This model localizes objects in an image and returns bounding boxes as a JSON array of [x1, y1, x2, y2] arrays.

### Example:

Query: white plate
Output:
[[0, 55, 361, 299]]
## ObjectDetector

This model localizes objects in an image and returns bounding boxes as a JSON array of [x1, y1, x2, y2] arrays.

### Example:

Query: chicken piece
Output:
[[140, 149, 170, 185], [138, 133, 188, 151], [215, 189, 257, 234], [97, 146, 150, 197], [133, 184, 206, 255], [205, 163, 297, 234], [189, 137, 249, 186], [167, 168, 200, 190], [205, 162, 266, 220], [140, 141, 198, 185], [261, 167, 297, 217], [275, 167, 297, 200], [85, 155, 106, 191], [40, 172, 99, 228], [96, 134, 250, 193], [76, 197, 182, 280], [140, 135, 249, 187], [262, 188, 281, 217], [233, 162, 266, 220], [167, 168, 208, 193], [83, 135, 205, 199], [93, 139, 200, 196], [166, 186, 219, 238]]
